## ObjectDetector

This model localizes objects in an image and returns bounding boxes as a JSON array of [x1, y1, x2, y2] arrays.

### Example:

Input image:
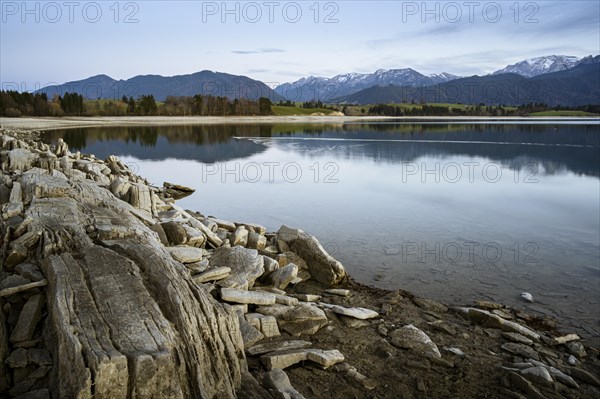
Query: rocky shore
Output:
[[0, 127, 599, 399]]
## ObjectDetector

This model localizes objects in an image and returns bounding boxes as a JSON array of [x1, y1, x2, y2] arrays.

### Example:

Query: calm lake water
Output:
[[45, 121, 600, 337]]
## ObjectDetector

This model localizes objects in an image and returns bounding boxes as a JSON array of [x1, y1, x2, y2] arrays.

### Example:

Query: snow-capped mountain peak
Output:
[[492, 55, 581, 77], [275, 68, 462, 101]]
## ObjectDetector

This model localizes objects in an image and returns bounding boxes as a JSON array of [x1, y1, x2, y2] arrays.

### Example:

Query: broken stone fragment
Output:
[[245, 313, 280, 338], [10, 295, 44, 343], [182, 224, 205, 247], [246, 231, 267, 250], [229, 227, 249, 247], [267, 263, 298, 290]]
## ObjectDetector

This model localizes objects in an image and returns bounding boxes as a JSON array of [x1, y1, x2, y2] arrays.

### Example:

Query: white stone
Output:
[[221, 288, 276, 305]]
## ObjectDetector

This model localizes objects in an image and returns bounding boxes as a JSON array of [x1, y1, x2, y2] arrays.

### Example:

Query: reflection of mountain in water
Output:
[[44, 123, 600, 177], [265, 123, 600, 177], [43, 125, 272, 163]]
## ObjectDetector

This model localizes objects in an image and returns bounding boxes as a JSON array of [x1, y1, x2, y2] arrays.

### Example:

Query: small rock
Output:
[[380, 303, 392, 316], [567, 355, 580, 366], [377, 324, 388, 336], [161, 222, 188, 245], [389, 324, 441, 358], [550, 333, 580, 346], [520, 366, 553, 386], [262, 256, 280, 274], [520, 292, 533, 303], [443, 347, 465, 356], [292, 294, 321, 302], [427, 320, 457, 335], [413, 297, 448, 313], [247, 231, 267, 250], [502, 332, 533, 345], [501, 343, 539, 360], [566, 341, 586, 358], [474, 300, 504, 310], [229, 227, 249, 247], [182, 225, 205, 247], [325, 289, 349, 297], [306, 349, 344, 368]]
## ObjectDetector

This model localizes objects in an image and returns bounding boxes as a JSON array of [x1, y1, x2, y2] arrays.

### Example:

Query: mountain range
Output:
[[274, 69, 461, 102], [32, 55, 598, 106], [35, 71, 285, 102], [334, 56, 600, 106]]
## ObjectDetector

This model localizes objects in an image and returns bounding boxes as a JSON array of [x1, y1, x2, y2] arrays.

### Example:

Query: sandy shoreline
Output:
[[1, 115, 598, 131]]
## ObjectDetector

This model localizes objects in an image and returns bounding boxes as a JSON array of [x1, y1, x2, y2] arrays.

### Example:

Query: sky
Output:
[[1, 0, 599, 91]]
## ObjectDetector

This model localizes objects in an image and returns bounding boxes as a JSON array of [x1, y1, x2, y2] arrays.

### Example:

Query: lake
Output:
[[44, 121, 600, 337]]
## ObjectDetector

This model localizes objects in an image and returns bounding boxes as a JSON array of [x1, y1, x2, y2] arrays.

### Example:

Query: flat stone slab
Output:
[[261, 350, 309, 370], [221, 288, 276, 305], [320, 303, 379, 320], [166, 246, 204, 264], [260, 348, 344, 370], [193, 267, 231, 283], [247, 340, 313, 356], [306, 349, 345, 368]]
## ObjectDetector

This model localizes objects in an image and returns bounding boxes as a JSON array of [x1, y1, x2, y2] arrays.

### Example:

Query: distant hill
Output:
[[35, 71, 285, 102], [334, 57, 600, 106], [274, 69, 460, 102]]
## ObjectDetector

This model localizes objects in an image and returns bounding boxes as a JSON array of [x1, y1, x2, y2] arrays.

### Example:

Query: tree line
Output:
[[366, 103, 599, 117], [0, 91, 273, 117]]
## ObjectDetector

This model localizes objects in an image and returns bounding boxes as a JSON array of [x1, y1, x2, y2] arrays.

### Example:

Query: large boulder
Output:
[[276, 226, 346, 286]]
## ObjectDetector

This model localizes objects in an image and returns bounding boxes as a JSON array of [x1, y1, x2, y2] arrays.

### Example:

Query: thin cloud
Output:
[[232, 48, 286, 55]]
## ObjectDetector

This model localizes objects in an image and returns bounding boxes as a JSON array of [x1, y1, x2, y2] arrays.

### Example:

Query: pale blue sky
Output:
[[1, 0, 599, 90]]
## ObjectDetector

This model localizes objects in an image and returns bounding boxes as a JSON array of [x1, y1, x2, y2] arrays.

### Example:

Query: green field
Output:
[[528, 110, 599, 117], [272, 106, 337, 116]]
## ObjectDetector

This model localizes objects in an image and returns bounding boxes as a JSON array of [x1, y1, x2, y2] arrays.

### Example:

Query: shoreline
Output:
[[1, 115, 599, 131], [1, 127, 599, 398]]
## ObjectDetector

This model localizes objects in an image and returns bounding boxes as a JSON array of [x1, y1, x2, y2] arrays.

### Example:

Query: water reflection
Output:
[[45, 123, 599, 176]]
